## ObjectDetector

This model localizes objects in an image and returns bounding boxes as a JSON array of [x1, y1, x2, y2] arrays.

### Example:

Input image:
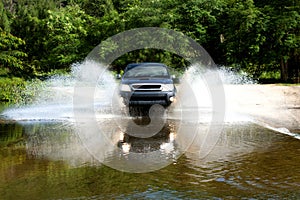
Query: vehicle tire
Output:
[[129, 106, 150, 116]]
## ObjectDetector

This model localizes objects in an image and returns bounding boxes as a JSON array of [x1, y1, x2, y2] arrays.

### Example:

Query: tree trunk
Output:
[[280, 57, 288, 82], [289, 54, 300, 83], [280, 55, 300, 83]]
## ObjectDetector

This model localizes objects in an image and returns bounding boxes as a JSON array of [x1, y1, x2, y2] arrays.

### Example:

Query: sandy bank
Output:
[[225, 84, 300, 133]]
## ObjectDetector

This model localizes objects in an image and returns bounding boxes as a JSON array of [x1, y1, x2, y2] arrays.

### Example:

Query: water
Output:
[[0, 61, 299, 198], [0, 121, 299, 199]]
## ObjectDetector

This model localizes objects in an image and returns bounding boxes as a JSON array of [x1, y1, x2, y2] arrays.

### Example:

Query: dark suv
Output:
[[119, 62, 176, 107]]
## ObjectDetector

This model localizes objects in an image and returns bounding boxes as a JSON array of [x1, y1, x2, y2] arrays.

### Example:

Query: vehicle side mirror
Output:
[[116, 74, 122, 79], [171, 75, 180, 84]]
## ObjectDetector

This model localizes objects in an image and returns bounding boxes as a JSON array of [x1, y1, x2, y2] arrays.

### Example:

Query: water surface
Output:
[[0, 120, 299, 199]]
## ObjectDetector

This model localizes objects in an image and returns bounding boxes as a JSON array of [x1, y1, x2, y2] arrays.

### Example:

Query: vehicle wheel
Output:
[[128, 106, 138, 116], [129, 106, 150, 117]]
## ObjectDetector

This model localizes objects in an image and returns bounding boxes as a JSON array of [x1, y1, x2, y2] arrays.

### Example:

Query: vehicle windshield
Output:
[[123, 65, 169, 78]]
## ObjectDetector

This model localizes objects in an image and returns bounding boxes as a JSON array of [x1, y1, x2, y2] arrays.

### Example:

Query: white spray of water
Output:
[[175, 65, 300, 140], [2, 62, 254, 123], [172, 65, 254, 123], [2, 60, 116, 121], [218, 66, 256, 85], [2, 61, 299, 169], [2, 61, 298, 142]]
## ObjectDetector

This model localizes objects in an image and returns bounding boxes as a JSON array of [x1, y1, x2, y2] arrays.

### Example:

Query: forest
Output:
[[0, 0, 299, 97]]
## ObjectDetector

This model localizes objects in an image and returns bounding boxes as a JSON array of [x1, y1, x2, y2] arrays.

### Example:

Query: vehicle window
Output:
[[124, 66, 169, 78]]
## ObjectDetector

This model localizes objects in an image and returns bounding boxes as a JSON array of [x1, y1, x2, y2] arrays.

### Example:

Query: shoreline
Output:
[[0, 84, 299, 133], [224, 84, 300, 133]]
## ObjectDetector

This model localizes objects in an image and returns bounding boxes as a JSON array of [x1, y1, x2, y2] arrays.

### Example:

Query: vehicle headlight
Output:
[[161, 84, 174, 91], [120, 84, 131, 92]]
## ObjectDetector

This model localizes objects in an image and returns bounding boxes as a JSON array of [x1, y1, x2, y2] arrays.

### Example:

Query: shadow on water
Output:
[[0, 119, 299, 199]]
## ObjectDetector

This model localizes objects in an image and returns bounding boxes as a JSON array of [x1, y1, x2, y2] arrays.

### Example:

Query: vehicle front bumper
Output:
[[120, 91, 175, 106]]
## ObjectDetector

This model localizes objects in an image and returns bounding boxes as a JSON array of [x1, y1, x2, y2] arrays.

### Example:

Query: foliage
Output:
[[257, 0, 300, 82], [41, 6, 91, 70], [111, 49, 189, 73], [0, 77, 43, 104], [218, 0, 267, 78], [0, 28, 28, 76], [210, 0, 300, 81], [0, 1, 10, 32], [0, 0, 298, 82], [0, 77, 26, 103], [9, 0, 61, 74], [172, 0, 224, 44]]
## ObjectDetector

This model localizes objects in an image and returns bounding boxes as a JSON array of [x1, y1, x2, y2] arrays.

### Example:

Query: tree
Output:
[[216, 0, 269, 78], [10, 0, 124, 74], [256, 0, 300, 82], [41, 5, 91, 71], [0, 1, 11, 32], [172, 0, 223, 45], [9, 0, 61, 74], [222, 0, 300, 82], [80, 0, 112, 18], [0, 0, 298, 81], [120, 0, 174, 29], [0, 28, 28, 76]]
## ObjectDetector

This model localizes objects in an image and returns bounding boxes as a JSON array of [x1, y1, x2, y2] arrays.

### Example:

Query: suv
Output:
[[119, 62, 176, 107]]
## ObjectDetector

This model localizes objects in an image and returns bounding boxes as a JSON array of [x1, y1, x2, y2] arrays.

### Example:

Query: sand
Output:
[[224, 84, 300, 133]]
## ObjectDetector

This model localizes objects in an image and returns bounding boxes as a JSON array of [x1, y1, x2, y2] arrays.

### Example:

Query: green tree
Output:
[[10, 0, 61, 74], [41, 5, 91, 71], [10, 0, 123, 74], [0, 28, 28, 76], [219, 0, 299, 81], [172, 0, 223, 44], [0, 1, 10, 32], [218, 0, 268, 78], [255, 0, 300, 82], [80, 0, 113, 18], [120, 0, 174, 29], [1, 0, 298, 81]]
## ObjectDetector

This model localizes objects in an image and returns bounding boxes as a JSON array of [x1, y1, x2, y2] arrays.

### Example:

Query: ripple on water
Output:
[[0, 119, 299, 199], [181, 123, 300, 198]]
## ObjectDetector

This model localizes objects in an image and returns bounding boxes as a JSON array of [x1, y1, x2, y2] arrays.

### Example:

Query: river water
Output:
[[0, 115, 299, 199], [0, 61, 299, 199]]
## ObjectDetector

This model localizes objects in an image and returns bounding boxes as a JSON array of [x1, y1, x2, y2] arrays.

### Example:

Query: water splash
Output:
[[170, 64, 254, 124], [3, 61, 297, 139], [2, 61, 299, 171], [1, 62, 257, 123], [218, 66, 256, 85], [252, 120, 300, 140], [2, 60, 116, 121]]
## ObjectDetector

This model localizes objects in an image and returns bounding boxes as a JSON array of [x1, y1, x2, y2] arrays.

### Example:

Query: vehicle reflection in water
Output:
[[19, 116, 219, 173], [117, 119, 176, 155], [20, 118, 278, 173], [101, 118, 181, 173], [7, 119, 225, 166], [1, 120, 300, 199], [21, 118, 182, 171]]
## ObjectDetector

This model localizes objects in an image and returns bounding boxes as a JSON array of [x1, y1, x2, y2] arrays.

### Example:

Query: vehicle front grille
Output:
[[131, 84, 162, 91]]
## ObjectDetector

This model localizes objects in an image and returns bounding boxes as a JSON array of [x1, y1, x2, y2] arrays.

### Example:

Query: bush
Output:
[[0, 77, 26, 103], [0, 77, 42, 104]]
